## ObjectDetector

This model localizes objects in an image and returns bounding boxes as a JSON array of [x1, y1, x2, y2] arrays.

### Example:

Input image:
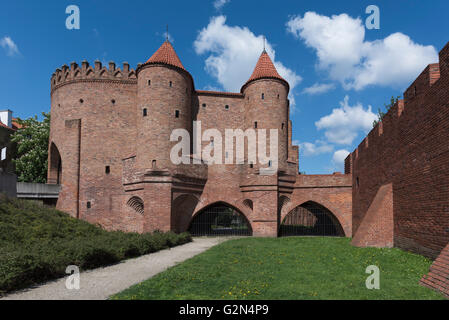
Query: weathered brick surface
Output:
[[283, 174, 353, 236], [346, 42, 449, 296], [48, 42, 352, 238], [420, 242, 449, 298], [351, 183, 393, 247]]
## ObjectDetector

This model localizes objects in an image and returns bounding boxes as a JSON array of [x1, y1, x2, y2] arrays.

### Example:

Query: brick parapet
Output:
[[51, 60, 137, 95]]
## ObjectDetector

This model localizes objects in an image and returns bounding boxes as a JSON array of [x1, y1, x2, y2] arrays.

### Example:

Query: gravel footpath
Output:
[[1, 237, 227, 300]]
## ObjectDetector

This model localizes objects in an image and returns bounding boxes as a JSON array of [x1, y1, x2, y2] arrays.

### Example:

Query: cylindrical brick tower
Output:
[[136, 40, 194, 171], [241, 50, 289, 173]]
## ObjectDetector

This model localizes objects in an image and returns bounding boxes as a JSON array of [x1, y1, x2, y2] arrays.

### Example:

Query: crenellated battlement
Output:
[[345, 42, 449, 173], [404, 63, 440, 103], [345, 97, 406, 173], [51, 60, 137, 94]]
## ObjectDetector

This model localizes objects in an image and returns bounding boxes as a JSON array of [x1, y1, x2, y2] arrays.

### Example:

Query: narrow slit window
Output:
[[254, 122, 258, 129], [175, 110, 180, 118], [202, 103, 206, 108], [105, 166, 110, 174], [87, 201, 91, 209], [148, 80, 151, 86], [143, 108, 148, 117], [225, 105, 229, 110], [169, 81, 172, 87], [261, 93, 265, 100]]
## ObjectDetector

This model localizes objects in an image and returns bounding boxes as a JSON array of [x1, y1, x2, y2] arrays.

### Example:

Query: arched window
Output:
[[243, 199, 253, 210], [49, 142, 62, 185], [127, 196, 144, 215]]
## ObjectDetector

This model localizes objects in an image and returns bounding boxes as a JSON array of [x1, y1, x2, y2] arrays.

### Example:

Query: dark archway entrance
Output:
[[189, 203, 252, 236], [279, 201, 344, 237], [48, 142, 62, 185]]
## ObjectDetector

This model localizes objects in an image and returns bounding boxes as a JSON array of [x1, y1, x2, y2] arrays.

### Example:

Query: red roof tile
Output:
[[146, 40, 185, 70], [12, 118, 22, 130], [242, 51, 287, 91], [0, 121, 15, 131]]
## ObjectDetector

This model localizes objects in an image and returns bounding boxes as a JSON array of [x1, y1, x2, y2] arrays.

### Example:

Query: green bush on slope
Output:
[[0, 195, 191, 295]]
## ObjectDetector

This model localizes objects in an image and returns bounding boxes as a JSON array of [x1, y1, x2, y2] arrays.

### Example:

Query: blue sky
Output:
[[1, 0, 448, 173]]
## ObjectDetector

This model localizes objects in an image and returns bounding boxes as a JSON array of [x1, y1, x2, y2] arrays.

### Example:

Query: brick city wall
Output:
[[49, 54, 352, 239], [49, 61, 138, 230], [283, 174, 353, 236], [346, 43, 449, 257], [420, 242, 449, 298]]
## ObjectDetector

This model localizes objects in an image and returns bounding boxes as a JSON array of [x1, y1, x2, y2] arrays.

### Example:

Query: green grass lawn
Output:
[[111, 237, 445, 300]]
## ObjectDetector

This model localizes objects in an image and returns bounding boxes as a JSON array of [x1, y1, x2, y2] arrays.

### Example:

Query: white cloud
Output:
[[300, 141, 334, 156], [287, 12, 438, 90], [0, 36, 19, 56], [202, 84, 222, 91], [213, 0, 230, 10], [332, 149, 350, 171], [303, 82, 335, 95], [315, 95, 377, 145], [194, 16, 302, 108]]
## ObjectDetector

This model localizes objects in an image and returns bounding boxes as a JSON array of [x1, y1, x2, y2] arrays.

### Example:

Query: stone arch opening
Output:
[[189, 202, 252, 236], [243, 199, 253, 210], [278, 196, 291, 214], [279, 201, 344, 237], [171, 194, 199, 233], [48, 142, 62, 184], [127, 196, 144, 215]]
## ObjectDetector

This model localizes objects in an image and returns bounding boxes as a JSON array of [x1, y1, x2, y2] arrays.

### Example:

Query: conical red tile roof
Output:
[[242, 51, 287, 92], [146, 40, 185, 70]]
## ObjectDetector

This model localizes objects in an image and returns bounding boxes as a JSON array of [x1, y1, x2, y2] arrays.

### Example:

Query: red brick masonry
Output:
[[420, 243, 449, 299], [48, 41, 352, 237], [48, 38, 449, 298], [346, 42, 449, 297]]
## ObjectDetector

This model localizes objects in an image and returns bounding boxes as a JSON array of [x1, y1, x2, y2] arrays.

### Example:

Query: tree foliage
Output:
[[373, 96, 401, 127], [10, 112, 50, 183]]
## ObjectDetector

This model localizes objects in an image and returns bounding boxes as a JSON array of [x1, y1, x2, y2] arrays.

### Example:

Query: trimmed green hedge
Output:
[[0, 195, 191, 295]]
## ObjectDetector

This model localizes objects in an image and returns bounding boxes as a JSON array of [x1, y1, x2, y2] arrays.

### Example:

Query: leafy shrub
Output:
[[0, 195, 192, 295]]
